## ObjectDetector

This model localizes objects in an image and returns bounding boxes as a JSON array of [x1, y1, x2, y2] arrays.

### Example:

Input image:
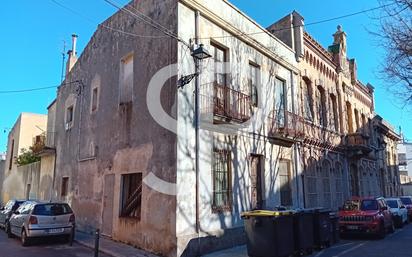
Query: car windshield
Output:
[[400, 197, 412, 205], [343, 200, 360, 211], [386, 200, 399, 208], [360, 200, 378, 211], [32, 204, 73, 216]]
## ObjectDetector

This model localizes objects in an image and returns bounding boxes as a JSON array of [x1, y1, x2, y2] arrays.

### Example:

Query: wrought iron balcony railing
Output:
[[268, 110, 304, 145], [200, 82, 251, 123]]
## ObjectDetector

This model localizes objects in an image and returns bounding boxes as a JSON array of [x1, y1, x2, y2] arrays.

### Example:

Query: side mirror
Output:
[[13, 210, 20, 215], [381, 206, 388, 211], [400, 205, 406, 209]]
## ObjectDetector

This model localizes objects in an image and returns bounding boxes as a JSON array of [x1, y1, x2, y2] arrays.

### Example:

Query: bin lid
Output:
[[241, 210, 295, 218]]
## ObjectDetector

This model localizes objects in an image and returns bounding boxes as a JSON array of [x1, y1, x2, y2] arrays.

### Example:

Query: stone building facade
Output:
[[270, 12, 401, 207], [45, 1, 402, 257]]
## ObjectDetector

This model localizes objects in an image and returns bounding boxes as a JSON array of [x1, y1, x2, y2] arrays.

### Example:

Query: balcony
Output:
[[268, 110, 304, 147], [345, 132, 372, 157], [32, 132, 56, 156], [200, 82, 252, 124]]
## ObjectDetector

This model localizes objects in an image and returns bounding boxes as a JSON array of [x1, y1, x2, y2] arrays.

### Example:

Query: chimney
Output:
[[66, 34, 78, 76]]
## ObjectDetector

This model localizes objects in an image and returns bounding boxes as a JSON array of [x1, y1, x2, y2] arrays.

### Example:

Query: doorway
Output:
[[250, 155, 264, 209], [101, 174, 115, 237]]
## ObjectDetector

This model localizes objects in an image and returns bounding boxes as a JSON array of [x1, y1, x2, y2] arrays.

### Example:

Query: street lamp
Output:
[[191, 44, 212, 60], [191, 43, 211, 236]]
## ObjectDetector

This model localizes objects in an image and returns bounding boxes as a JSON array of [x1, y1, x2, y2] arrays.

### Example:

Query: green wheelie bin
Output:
[[241, 210, 295, 257]]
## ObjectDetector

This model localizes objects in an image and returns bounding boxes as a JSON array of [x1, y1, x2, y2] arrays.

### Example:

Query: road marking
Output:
[[330, 242, 355, 249], [332, 243, 365, 257], [387, 228, 403, 238]]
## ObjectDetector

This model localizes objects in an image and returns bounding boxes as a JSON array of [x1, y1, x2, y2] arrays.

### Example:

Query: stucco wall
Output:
[[53, 0, 178, 256], [2, 113, 46, 202], [176, 1, 299, 255]]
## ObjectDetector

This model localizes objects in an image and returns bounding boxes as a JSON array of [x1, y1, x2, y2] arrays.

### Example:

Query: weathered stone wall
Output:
[[54, 0, 178, 256]]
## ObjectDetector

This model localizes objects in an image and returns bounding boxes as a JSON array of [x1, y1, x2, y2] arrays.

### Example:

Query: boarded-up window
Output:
[[61, 177, 69, 197], [279, 160, 292, 206], [119, 54, 133, 104], [120, 173, 142, 219], [91, 87, 99, 112], [212, 149, 232, 212]]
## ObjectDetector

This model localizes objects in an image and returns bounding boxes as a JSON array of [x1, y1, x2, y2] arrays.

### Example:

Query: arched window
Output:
[[346, 101, 354, 133], [321, 160, 332, 208], [303, 79, 314, 121], [317, 86, 327, 127], [305, 157, 318, 208], [334, 162, 344, 209], [329, 94, 339, 131]]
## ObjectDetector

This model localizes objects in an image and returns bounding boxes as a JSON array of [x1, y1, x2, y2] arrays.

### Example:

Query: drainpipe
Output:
[[194, 9, 201, 250], [50, 150, 57, 202], [291, 73, 300, 207]]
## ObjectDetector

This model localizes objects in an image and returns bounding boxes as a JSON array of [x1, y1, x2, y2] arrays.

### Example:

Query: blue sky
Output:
[[0, 0, 411, 152]]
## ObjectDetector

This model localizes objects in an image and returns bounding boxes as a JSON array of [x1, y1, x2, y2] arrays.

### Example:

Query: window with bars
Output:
[[305, 158, 318, 208], [120, 173, 142, 219], [335, 163, 344, 209], [279, 160, 292, 206], [249, 63, 259, 107], [212, 149, 232, 212]]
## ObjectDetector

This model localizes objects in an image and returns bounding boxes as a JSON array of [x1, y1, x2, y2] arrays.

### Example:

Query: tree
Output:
[[15, 148, 40, 166], [377, 0, 412, 104]]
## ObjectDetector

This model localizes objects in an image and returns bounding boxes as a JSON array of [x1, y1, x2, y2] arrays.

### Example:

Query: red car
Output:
[[339, 197, 395, 238], [400, 196, 412, 221]]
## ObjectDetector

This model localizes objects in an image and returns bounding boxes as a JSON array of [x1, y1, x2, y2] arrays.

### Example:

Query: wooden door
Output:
[[101, 174, 115, 237], [251, 155, 263, 209]]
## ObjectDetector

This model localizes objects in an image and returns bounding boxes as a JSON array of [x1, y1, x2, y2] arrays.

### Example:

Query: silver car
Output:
[[8, 201, 75, 246]]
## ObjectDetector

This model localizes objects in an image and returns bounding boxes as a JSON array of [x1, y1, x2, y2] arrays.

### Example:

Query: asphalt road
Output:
[[309, 223, 412, 257], [0, 229, 111, 257]]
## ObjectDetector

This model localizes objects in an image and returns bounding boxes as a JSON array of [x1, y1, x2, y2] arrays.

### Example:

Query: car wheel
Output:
[[21, 229, 30, 247]]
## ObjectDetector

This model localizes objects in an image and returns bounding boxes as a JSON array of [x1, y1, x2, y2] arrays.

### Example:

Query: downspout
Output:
[[194, 9, 201, 249], [50, 150, 57, 202], [291, 72, 300, 207]]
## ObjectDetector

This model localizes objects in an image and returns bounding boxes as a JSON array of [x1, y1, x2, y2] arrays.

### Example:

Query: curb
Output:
[[74, 238, 121, 257]]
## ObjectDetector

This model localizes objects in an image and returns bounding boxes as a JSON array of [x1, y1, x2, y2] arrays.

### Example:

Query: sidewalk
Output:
[[202, 245, 248, 257], [75, 230, 160, 257]]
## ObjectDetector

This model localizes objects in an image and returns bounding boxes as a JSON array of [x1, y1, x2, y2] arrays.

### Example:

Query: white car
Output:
[[385, 198, 408, 228]]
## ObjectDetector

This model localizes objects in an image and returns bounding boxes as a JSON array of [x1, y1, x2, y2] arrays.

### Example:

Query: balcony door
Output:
[[211, 43, 228, 116], [274, 78, 286, 128]]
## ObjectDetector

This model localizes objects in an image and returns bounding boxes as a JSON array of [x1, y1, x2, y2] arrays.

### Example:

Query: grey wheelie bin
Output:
[[241, 210, 295, 257], [293, 209, 314, 255], [312, 208, 331, 249]]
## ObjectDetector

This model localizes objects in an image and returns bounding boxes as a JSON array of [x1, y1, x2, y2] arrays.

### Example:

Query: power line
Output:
[[50, 0, 168, 39], [0, 80, 80, 94], [195, 2, 397, 40], [102, 0, 190, 47]]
